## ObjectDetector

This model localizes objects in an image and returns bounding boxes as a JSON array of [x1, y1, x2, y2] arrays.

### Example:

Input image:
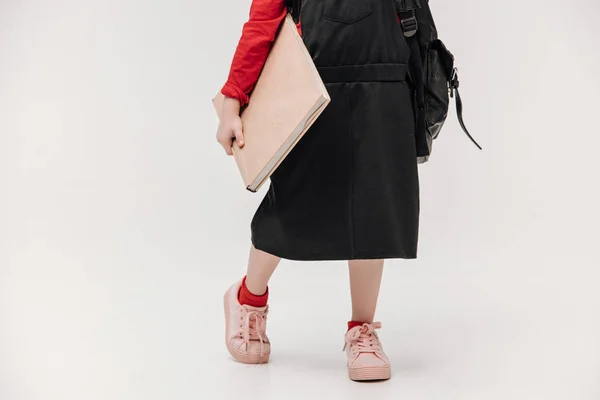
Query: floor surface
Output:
[[1, 251, 598, 400]]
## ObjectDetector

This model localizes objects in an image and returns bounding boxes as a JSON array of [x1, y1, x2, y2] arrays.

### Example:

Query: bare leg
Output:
[[244, 245, 281, 295], [348, 259, 384, 323]]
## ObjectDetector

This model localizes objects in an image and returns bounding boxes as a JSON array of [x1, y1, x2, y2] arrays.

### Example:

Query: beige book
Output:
[[213, 14, 330, 192]]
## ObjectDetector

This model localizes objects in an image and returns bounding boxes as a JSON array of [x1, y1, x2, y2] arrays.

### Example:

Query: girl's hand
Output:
[[216, 97, 245, 156]]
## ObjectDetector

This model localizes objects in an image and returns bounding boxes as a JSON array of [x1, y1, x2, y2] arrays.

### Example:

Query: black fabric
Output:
[[251, 0, 419, 260], [317, 63, 408, 83]]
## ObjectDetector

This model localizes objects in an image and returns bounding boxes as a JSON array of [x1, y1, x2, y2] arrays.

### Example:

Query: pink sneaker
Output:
[[344, 322, 391, 381], [223, 280, 270, 364]]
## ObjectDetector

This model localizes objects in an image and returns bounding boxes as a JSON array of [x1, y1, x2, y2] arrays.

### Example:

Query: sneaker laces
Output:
[[240, 306, 269, 356], [343, 322, 383, 355]]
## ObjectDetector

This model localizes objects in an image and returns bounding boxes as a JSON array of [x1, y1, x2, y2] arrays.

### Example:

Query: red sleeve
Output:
[[221, 0, 288, 106]]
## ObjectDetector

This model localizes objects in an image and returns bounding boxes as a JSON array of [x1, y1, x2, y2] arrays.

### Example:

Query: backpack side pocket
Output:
[[424, 39, 454, 140]]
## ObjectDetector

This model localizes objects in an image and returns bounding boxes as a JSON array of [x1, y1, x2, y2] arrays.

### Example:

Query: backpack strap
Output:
[[394, 0, 420, 37], [285, 0, 302, 23], [450, 68, 483, 149], [395, 0, 422, 13], [395, 0, 428, 157]]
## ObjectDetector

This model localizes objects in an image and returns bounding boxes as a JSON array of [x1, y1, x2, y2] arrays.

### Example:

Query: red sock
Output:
[[238, 276, 269, 307], [348, 321, 367, 331]]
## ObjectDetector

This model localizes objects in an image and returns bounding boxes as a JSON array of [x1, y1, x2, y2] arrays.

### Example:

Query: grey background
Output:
[[1, 0, 599, 399]]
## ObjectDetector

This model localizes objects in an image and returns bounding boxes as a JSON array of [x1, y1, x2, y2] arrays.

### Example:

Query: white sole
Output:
[[348, 366, 391, 381]]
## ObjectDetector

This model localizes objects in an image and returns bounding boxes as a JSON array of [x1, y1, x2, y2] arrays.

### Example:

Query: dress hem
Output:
[[252, 238, 417, 261]]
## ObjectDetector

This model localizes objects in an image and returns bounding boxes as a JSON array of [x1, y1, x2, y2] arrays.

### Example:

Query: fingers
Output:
[[216, 118, 243, 156]]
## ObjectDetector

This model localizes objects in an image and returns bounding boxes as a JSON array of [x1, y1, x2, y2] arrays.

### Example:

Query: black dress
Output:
[[251, 0, 419, 261]]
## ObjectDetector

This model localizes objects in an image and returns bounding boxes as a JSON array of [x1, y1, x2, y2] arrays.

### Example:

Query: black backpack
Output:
[[286, 0, 482, 162], [394, 0, 482, 162]]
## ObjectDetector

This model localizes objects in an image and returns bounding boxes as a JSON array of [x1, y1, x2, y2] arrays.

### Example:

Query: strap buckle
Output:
[[401, 14, 418, 37], [449, 67, 459, 98]]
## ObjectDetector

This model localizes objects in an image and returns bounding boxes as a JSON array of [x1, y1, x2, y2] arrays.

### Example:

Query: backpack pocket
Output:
[[424, 39, 454, 140], [324, 0, 372, 25]]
